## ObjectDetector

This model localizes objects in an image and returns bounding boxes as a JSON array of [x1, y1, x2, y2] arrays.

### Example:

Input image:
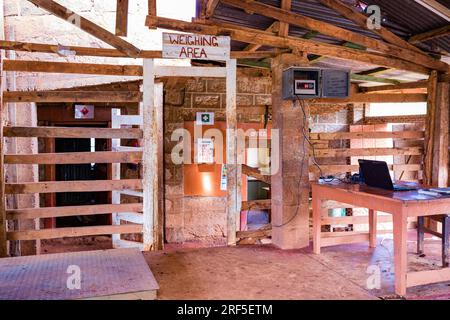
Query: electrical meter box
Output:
[[282, 67, 350, 100]]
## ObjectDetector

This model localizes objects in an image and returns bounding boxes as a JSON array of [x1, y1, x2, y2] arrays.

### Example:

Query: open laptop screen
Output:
[[358, 159, 394, 190]]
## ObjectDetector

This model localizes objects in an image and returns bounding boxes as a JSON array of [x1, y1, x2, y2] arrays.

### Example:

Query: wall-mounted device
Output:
[[282, 67, 350, 100]]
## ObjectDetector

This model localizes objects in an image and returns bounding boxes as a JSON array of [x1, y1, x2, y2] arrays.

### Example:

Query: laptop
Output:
[[358, 159, 417, 191]]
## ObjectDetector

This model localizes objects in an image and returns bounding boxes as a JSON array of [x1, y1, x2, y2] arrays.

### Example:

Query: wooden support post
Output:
[[431, 81, 450, 187], [142, 59, 156, 251], [368, 209, 377, 248], [271, 54, 310, 249], [424, 71, 438, 186], [0, 45, 6, 257], [115, 0, 129, 37], [154, 82, 164, 250], [226, 59, 240, 246], [43, 136, 56, 229]]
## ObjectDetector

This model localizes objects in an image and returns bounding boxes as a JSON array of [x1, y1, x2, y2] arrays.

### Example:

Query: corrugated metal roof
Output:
[[211, 0, 450, 62]]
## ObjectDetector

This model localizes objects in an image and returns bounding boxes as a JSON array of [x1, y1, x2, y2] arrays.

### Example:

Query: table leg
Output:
[[312, 195, 322, 254], [442, 216, 449, 268], [369, 209, 377, 248], [393, 209, 408, 296], [417, 216, 425, 255]]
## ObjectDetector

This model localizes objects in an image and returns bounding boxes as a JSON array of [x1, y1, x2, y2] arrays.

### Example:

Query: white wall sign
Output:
[[196, 112, 214, 125], [74, 105, 94, 119], [197, 138, 214, 164], [162, 32, 230, 61]]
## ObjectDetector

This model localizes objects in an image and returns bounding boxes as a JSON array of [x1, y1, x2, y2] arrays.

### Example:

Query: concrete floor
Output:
[[145, 234, 450, 300]]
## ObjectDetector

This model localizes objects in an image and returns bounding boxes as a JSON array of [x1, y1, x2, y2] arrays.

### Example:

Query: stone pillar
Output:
[[271, 54, 310, 249]]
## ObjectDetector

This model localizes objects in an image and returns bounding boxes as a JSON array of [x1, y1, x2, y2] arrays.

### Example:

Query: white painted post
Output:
[[111, 108, 121, 248], [142, 59, 156, 251], [226, 59, 240, 245]]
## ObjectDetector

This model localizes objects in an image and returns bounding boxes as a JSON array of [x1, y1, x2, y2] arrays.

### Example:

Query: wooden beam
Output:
[[219, 0, 449, 72], [115, 0, 129, 36], [242, 164, 271, 185], [4, 151, 142, 165], [205, 0, 220, 18], [314, 147, 423, 158], [318, 0, 425, 54], [409, 24, 450, 44], [4, 91, 142, 103], [236, 226, 271, 239], [278, 0, 291, 37], [5, 179, 142, 194], [27, 0, 141, 57], [310, 131, 425, 140], [312, 93, 427, 104], [360, 81, 428, 93], [424, 70, 439, 186], [6, 203, 142, 220], [241, 199, 271, 211], [7, 224, 142, 241], [0, 40, 275, 59], [150, 16, 432, 75], [310, 164, 422, 174], [0, 35, 5, 257], [4, 126, 142, 139], [351, 74, 401, 85], [3, 60, 143, 76], [244, 22, 279, 52]]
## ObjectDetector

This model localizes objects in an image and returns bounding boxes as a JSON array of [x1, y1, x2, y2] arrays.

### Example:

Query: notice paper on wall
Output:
[[197, 138, 214, 164], [220, 165, 227, 191]]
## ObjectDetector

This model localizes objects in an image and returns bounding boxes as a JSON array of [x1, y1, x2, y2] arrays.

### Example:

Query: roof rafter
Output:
[[409, 24, 450, 44], [414, 0, 450, 22], [206, 0, 220, 19], [115, 0, 129, 36], [27, 0, 141, 57], [317, 0, 425, 54], [147, 16, 432, 75], [219, 0, 449, 72]]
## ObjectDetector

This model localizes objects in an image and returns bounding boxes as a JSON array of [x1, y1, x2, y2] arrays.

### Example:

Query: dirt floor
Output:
[[40, 233, 450, 300], [144, 233, 450, 300]]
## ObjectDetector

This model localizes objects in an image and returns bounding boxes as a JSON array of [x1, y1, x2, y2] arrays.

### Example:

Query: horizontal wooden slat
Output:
[[242, 164, 271, 185], [5, 179, 142, 194], [314, 147, 423, 158], [5, 151, 142, 164], [312, 93, 427, 104], [7, 224, 142, 241], [241, 199, 271, 211], [310, 131, 424, 140], [309, 164, 423, 174], [3, 60, 143, 76], [6, 203, 143, 220], [321, 233, 369, 246], [236, 225, 271, 239], [363, 115, 426, 125], [321, 215, 393, 225], [4, 91, 142, 103], [154, 66, 226, 78], [4, 127, 142, 139]]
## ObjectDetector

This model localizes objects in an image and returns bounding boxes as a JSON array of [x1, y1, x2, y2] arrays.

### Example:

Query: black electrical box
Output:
[[282, 67, 350, 100]]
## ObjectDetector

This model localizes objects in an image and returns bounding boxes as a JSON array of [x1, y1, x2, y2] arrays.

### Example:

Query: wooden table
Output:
[[312, 182, 450, 296]]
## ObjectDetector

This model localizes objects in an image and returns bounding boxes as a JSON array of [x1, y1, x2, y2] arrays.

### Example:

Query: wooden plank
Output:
[[6, 203, 143, 220], [3, 60, 142, 76], [360, 81, 428, 93], [7, 224, 143, 241], [409, 25, 450, 44], [242, 164, 271, 185], [321, 233, 370, 247], [312, 93, 428, 104], [244, 22, 279, 52], [414, 0, 450, 21], [236, 226, 271, 239], [27, 0, 141, 57], [5, 179, 142, 194], [310, 131, 424, 140], [154, 66, 226, 78], [0, 40, 275, 60], [4, 126, 142, 139], [424, 71, 439, 186], [4, 151, 142, 165], [226, 59, 240, 246], [351, 74, 401, 85], [150, 16, 432, 75], [318, 0, 425, 54], [321, 215, 393, 225], [115, 0, 129, 37], [363, 115, 426, 125], [4, 91, 142, 103], [241, 199, 271, 211], [310, 164, 422, 174], [406, 268, 450, 288], [278, 0, 291, 37], [220, 0, 449, 72], [155, 82, 164, 250], [314, 147, 423, 158]]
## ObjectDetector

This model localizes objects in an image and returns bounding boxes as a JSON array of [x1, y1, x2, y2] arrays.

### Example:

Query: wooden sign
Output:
[[162, 32, 230, 61]]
